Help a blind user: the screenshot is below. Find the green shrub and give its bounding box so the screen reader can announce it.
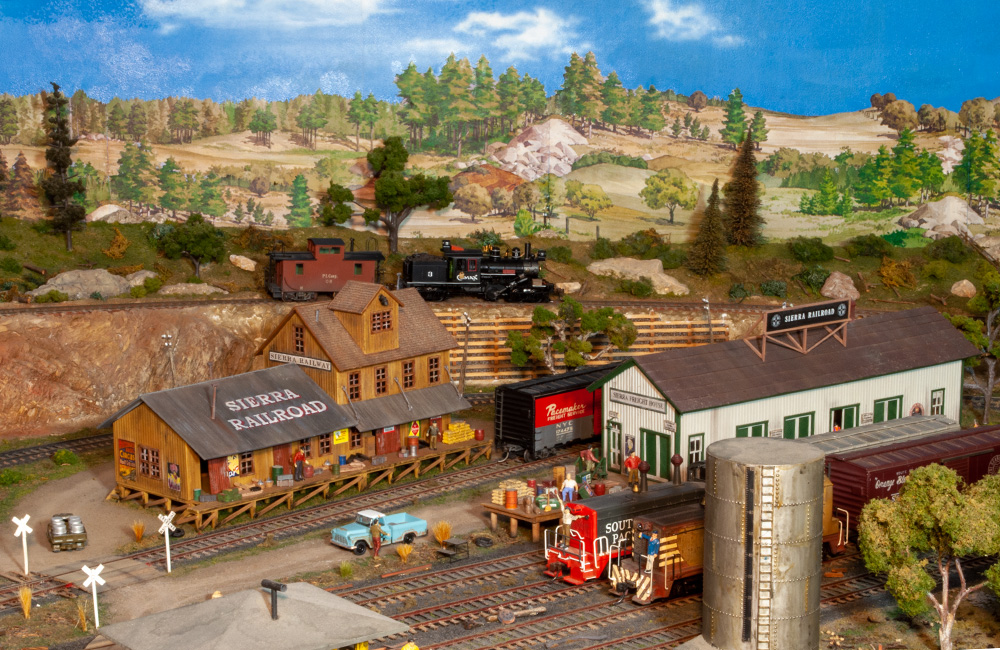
[618,229,667,259]
[546,246,574,264]
[35,290,69,303]
[657,248,686,270]
[339,561,353,578]
[922,260,953,280]
[89,291,104,300]
[130,285,148,298]
[975,259,1000,284]
[786,237,833,263]
[0,257,22,274]
[572,151,648,171]
[52,449,80,465]
[794,265,831,293]
[591,237,617,260]
[143,276,163,293]
[849,233,895,257]
[618,276,655,297]
[467,228,503,248]
[759,280,787,298]
[30,221,53,235]
[0,468,24,486]
[149,223,176,242]
[0,234,16,251]
[729,283,753,301]
[924,236,969,264]
[185,276,205,284]
[513,209,542,237]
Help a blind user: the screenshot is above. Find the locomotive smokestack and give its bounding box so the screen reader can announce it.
[442,239,451,252]
[524,242,531,258]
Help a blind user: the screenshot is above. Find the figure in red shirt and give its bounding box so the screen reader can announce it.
[624,452,640,491]
[293,447,305,481]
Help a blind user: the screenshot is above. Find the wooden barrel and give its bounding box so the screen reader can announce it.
[553,465,566,490]
[505,488,519,509]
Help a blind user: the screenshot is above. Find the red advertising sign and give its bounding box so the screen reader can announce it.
[535,388,594,428]
[117,439,136,482]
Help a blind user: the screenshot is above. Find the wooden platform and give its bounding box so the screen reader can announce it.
[108,438,493,532]
[482,502,562,543]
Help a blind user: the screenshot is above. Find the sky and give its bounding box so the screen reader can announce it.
[0,0,997,115]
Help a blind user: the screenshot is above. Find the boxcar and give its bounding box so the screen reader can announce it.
[266,238,384,301]
[825,424,1000,530]
[494,363,619,460]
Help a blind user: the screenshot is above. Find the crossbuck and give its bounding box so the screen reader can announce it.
[82,564,106,628]
[12,514,32,576]
[158,511,177,573]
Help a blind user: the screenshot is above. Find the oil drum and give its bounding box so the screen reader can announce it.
[553,465,565,489]
[505,488,518,509]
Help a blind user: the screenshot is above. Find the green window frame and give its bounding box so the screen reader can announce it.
[687,434,705,465]
[354,263,363,276]
[874,396,903,423]
[930,389,944,416]
[829,404,859,431]
[736,421,768,438]
[295,263,304,275]
[783,412,814,439]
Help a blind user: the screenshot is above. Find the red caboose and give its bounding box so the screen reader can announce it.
[267,238,384,301]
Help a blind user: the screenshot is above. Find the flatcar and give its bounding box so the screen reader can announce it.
[400,240,554,302]
[267,238,384,301]
[494,363,618,461]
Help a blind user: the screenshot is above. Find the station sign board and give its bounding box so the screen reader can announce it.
[765,300,851,333]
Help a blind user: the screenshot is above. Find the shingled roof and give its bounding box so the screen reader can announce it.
[293,286,457,372]
[621,307,978,414]
[329,281,402,314]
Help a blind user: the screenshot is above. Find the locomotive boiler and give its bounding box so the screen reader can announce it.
[400,240,554,302]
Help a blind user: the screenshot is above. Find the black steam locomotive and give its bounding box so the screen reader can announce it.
[399,240,555,302]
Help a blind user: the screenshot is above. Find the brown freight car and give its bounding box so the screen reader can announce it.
[825,425,1000,531]
[266,238,384,301]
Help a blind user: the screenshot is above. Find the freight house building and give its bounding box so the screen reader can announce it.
[591,306,978,482]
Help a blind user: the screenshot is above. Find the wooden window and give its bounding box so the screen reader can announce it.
[735,421,767,438]
[349,372,360,400]
[354,263,363,276]
[318,433,331,455]
[930,389,944,415]
[295,263,304,275]
[403,360,414,389]
[874,396,902,423]
[688,434,705,465]
[371,310,392,333]
[830,405,859,431]
[240,452,254,475]
[375,366,387,395]
[139,446,161,479]
[350,429,362,449]
[300,438,312,458]
[293,325,304,353]
[782,412,814,439]
[318,246,340,254]
[428,356,440,384]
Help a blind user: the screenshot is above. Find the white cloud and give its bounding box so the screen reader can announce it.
[401,37,468,56]
[455,8,586,60]
[320,71,351,96]
[140,0,386,29]
[645,0,743,45]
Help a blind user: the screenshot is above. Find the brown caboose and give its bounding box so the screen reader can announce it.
[267,238,384,301]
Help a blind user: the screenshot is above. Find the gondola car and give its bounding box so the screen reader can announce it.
[267,238,384,301]
[400,240,554,302]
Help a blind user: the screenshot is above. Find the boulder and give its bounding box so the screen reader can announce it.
[489,118,587,180]
[951,279,977,298]
[229,255,257,272]
[899,196,984,239]
[87,204,168,225]
[820,271,860,301]
[555,282,582,294]
[158,283,228,296]
[898,217,919,229]
[28,269,131,301]
[587,257,690,296]
[125,270,160,288]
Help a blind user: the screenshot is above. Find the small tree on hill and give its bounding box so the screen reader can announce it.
[286,174,313,228]
[157,213,226,278]
[748,111,768,149]
[640,169,697,224]
[688,90,707,112]
[859,465,1000,650]
[723,135,764,247]
[718,88,747,148]
[505,297,637,373]
[453,183,491,223]
[686,179,726,276]
[947,274,1000,424]
[42,83,86,251]
[573,184,612,220]
[317,182,355,226]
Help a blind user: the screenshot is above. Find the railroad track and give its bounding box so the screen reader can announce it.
[0,574,77,617]
[127,446,572,569]
[0,296,272,317]
[0,433,113,470]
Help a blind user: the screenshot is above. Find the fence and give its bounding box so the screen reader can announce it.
[436,311,730,385]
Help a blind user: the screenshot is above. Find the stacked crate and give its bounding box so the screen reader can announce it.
[443,420,473,444]
[490,479,534,505]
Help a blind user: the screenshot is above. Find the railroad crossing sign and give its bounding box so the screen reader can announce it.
[12,514,32,576]
[158,511,177,573]
[82,564,105,628]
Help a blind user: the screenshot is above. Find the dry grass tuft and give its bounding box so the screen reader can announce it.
[339,561,353,579]
[432,520,452,546]
[132,520,145,543]
[76,598,88,631]
[397,543,413,563]
[19,586,31,619]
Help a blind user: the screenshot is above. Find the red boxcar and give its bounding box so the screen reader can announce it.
[825,425,1000,530]
[267,238,384,301]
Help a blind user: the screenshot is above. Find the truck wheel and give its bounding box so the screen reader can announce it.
[403,532,416,544]
[352,541,368,556]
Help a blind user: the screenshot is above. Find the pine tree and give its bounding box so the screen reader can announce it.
[346,92,365,151]
[286,173,313,227]
[670,116,683,138]
[686,179,727,276]
[158,157,184,219]
[638,86,665,137]
[812,170,839,215]
[473,55,499,152]
[437,55,476,158]
[856,146,895,208]
[106,102,127,140]
[916,149,945,203]
[42,83,86,251]
[127,103,147,141]
[362,93,379,150]
[5,151,34,213]
[0,150,7,193]
[519,75,546,126]
[396,62,428,149]
[719,88,747,148]
[496,66,521,135]
[0,98,18,144]
[890,128,920,205]
[723,134,764,247]
[748,111,768,150]
[577,52,605,137]
[600,71,627,133]
[198,172,227,218]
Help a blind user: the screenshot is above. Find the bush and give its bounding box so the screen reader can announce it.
[618,276,655,297]
[149,223,176,242]
[591,237,617,260]
[879,257,917,289]
[848,233,895,257]
[513,209,541,237]
[34,290,69,303]
[89,291,104,300]
[572,150,648,171]
[922,260,953,280]
[0,468,24,486]
[52,449,80,465]
[618,229,667,259]
[130,285,147,298]
[30,221,53,235]
[0,234,16,251]
[657,248,686,270]
[794,265,831,293]
[759,280,787,298]
[546,246,574,264]
[729,283,753,301]
[185,276,205,284]
[467,228,503,248]
[143,276,163,293]
[924,236,969,264]
[0,257,22,274]
[786,237,833,263]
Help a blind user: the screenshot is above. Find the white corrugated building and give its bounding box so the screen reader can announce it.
[589,307,978,481]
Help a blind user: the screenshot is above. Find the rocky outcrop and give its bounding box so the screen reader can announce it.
[87,204,168,224]
[0,303,289,438]
[158,283,228,296]
[587,258,690,296]
[476,119,587,181]
[820,271,860,301]
[27,269,131,301]
[126,270,160,288]
[951,279,977,298]
[897,196,984,241]
[936,136,964,175]
[555,282,582,294]
[229,255,257,272]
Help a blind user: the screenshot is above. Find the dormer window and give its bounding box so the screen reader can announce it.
[371,309,392,333]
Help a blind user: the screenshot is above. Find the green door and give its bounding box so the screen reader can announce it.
[874,397,902,423]
[830,405,858,430]
[783,413,813,439]
[642,429,672,480]
[736,422,767,438]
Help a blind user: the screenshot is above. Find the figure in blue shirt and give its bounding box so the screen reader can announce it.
[640,530,660,573]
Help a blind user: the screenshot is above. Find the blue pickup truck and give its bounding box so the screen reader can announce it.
[331,509,428,555]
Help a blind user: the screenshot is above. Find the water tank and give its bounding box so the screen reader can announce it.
[702,438,824,650]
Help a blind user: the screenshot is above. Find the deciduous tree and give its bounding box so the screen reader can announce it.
[573,184,612,219]
[453,183,491,223]
[157,213,226,278]
[640,169,696,224]
[317,182,355,226]
[948,272,1000,423]
[687,90,707,112]
[880,100,919,134]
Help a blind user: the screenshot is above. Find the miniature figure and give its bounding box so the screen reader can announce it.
[624,452,640,492]
[560,474,578,502]
[292,447,305,482]
[640,529,659,573]
[369,519,383,557]
[331,509,427,556]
